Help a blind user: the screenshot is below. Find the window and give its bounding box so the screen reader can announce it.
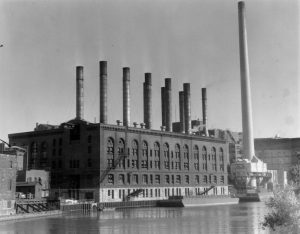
[176,175,181,184]
[52,161,56,169]
[141,160,148,169]
[119,174,125,184]
[195,175,200,184]
[132,140,138,156]
[150,174,153,184]
[133,174,138,184]
[59,138,63,146]
[165,175,170,184]
[58,148,62,156]
[220,176,225,184]
[155,175,160,184]
[10,161,13,168]
[183,145,189,159]
[175,144,180,159]
[185,175,189,184]
[142,174,148,184]
[202,146,207,161]
[214,175,217,184]
[107,174,114,184]
[107,138,114,154]
[53,139,56,147]
[142,141,148,157]
[88,135,92,144]
[88,146,92,154]
[203,175,208,184]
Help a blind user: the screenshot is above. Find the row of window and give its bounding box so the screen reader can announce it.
[107,186,227,199]
[107,137,224,160]
[107,174,225,185]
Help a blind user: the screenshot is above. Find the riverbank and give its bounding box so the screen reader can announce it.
[0,210,62,222]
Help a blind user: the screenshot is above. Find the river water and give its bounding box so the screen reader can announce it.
[0,202,271,234]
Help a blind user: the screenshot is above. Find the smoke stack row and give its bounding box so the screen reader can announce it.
[79,61,208,136]
[161,78,172,132]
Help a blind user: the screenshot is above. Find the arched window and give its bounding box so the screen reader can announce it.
[202,146,207,171]
[175,144,180,159]
[142,141,148,157]
[163,143,170,169]
[211,147,217,171]
[183,145,189,170]
[174,144,181,170]
[118,138,125,154]
[132,140,138,156]
[193,145,199,171]
[154,142,160,169]
[141,141,148,169]
[183,145,189,159]
[131,140,138,169]
[219,147,224,171]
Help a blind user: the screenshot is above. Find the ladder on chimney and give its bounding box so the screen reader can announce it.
[99,126,128,184]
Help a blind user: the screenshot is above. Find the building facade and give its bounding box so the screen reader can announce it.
[0,153,17,216]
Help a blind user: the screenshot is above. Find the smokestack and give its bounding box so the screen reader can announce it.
[100,61,107,124]
[202,88,208,136]
[161,87,166,127]
[144,73,152,129]
[179,91,185,133]
[123,67,130,127]
[76,66,84,120]
[238,1,255,160]
[165,78,172,132]
[183,83,191,134]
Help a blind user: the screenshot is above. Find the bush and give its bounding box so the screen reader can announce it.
[262,186,300,233]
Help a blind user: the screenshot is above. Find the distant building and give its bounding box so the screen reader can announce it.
[208,129,243,163]
[0,153,17,216]
[16,169,50,199]
[254,137,299,185]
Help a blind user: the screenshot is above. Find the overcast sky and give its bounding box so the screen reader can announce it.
[0,0,299,141]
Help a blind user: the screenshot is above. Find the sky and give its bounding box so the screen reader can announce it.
[0,0,299,142]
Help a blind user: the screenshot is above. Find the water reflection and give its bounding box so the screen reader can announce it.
[0,203,269,234]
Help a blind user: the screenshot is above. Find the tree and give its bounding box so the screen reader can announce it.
[288,164,300,185]
[262,186,300,233]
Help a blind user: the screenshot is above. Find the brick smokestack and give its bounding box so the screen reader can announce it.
[202,88,208,136]
[143,73,152,129]
[183,83,191,134]
[123,67,130,127]
[161,87,166,127]
[238,1,255,160]
[76,66,84,120]
[179,91,185,133]
[165,78,172,132]
[100,61,107,124]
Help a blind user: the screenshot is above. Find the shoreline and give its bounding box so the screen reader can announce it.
[0,210,62,222]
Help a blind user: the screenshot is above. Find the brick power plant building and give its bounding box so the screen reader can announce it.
[9,62,230,203]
